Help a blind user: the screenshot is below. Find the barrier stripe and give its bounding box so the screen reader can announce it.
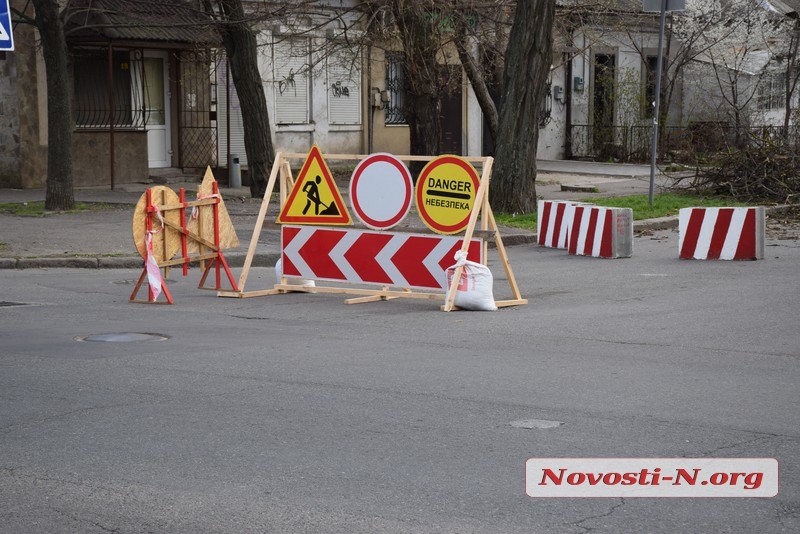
[707,208,734,259]
[735,208,757,259]
[584,207,599,256]
[538,201,553,246]
[600,209,613,258]
[679,207,763,260]
[679,209,706,259]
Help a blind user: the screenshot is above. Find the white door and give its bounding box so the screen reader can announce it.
[143,52,171,168]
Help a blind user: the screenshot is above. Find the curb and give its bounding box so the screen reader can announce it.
[0,252,285,270]
[0,237,541,270]
[6,208,797,269]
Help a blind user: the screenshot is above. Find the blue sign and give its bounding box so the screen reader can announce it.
[1,0,14,52]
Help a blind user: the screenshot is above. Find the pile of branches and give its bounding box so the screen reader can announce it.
[669,135,800,204]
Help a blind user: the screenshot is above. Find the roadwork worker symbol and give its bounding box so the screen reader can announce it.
[277,145,351,225]
[303,176,340,216]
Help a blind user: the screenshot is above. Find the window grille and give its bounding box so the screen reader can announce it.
[758,72,786,111]
[384,51,407,125]
[73,48,146,129]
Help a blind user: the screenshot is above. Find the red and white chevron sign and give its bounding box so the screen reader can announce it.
[280,225,484,290]
[568,206,633,258]
[679,207,765,260]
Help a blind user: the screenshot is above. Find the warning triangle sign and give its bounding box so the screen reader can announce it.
[277,145,352,225]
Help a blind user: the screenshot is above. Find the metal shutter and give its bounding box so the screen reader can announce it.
[327,51,362,125]
[273,38,310,125]
[216,54,248,166]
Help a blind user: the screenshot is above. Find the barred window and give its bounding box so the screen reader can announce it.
[758,72,786,111]
[73,49,145,129]
[384,51,407,125]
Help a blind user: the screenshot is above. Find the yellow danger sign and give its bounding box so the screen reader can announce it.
[277,145,351,225]
[415,155,480,234]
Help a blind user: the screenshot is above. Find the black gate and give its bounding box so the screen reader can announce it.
[177,49,219,169]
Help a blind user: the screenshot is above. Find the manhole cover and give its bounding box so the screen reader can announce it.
[75,333,170,343]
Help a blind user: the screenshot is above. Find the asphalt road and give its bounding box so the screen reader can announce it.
[1,231,798,533]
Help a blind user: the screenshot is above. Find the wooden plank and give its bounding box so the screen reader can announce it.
[444,157,492,312]
[235,153,282,292]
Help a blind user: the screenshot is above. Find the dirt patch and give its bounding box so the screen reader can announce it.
[766,206,800,240]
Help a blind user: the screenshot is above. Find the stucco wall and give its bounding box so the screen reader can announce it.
[0,50,21,187]
[0,1,45,189]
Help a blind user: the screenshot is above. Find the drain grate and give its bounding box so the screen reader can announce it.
[75,332,170,343]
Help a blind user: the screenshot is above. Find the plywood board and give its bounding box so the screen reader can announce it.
[187,167,240,252]
[132,186,182,262]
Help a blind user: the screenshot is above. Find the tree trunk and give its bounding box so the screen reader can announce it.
[492,1,555,214]
[215,0,275,198]
[392,2,443,174]
[453,17,498,146]
[33,0,74,211]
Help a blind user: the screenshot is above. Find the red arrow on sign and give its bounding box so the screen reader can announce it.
[391,236,439,288]
[343,232,394,284]
[280,226,483,290]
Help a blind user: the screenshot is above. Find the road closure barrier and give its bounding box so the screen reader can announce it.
[218,146,527,311]
[679,207,765,260]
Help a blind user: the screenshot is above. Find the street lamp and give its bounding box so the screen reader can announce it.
[643,0,685,205]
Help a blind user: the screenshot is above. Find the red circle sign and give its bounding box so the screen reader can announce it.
[349,153,413,230]
[415,155,481,234]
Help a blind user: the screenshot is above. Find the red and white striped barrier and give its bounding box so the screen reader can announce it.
[537,200,591,249]
[679,207,765,260]
[567,206,633,258]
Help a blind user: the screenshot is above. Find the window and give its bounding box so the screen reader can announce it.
[643,55,658,119]
[327,51,361,125]
[73,49,145,128]
[758,72,786,111]
[384,51,407,125]
[273,38,310,125]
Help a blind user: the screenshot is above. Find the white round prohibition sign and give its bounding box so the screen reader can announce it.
[349,153,413,230]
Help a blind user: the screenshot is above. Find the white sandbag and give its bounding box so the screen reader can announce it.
[445,251,497,311]
[275,257,316,289]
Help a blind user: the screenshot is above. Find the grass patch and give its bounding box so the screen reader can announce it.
[494,193,749,231]
[0,201,118,216]
[583,193,748,220]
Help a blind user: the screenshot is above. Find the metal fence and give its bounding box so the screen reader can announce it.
[570,123,800,163]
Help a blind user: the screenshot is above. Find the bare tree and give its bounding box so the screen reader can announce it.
[203,0,275,198]
[491,0,555,214]
[19,0,75,211]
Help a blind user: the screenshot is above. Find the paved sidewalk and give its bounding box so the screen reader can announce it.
[0,161,677,269]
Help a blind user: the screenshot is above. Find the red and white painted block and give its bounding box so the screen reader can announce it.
[678,207,765,260]
[567,206,633,258]
[537,200,591,249]
[281,225,483,290]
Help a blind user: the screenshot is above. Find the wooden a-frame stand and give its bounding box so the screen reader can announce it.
[217,152,527,311]
[130,184,239,304]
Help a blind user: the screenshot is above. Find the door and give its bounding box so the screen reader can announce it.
[439,66,463,155]
[593,53,616,155]
[143,52,171,168]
